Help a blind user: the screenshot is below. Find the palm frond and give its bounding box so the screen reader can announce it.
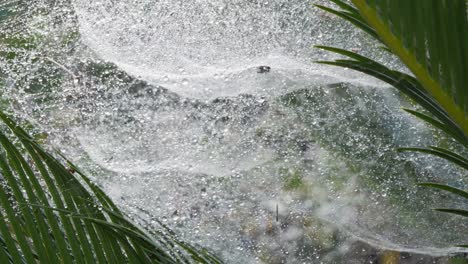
[0,111,221,263]
[314,2,380,41]
[317,0,468,243]
[434,208,468,218]
[350,0,468,135]
[397,147,468,170]
[419,183,468,200]
[402,109,467,146]
[315,45,467,147]
[317,0,468,138]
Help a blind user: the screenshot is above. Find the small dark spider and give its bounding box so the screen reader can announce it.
[257,65,271,73]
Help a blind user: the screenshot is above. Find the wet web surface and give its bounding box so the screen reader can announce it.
[1,0,467,263]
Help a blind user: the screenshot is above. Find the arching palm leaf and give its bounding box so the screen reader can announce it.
[316,0,468,249]
[0,111,222,263]
[316,0,468,140]
[352,0,468,135]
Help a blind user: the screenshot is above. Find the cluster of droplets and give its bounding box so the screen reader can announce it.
[71,0,393,99]
[2,0,467,263]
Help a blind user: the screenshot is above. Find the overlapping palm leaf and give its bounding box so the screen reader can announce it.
[316,0,468,246]
[0,110,223,263]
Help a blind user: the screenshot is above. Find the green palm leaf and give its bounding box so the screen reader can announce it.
[350,0,468,135]
[317,0,468,248]
[398,147,468,170]
[315,45,467,146]
[317,0,468,138]
[418,183,468,200]
[0,111,222,263]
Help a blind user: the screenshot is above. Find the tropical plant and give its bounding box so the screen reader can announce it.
[0,111,226,264]
[316,0,467,247]
[0,112,223,264]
